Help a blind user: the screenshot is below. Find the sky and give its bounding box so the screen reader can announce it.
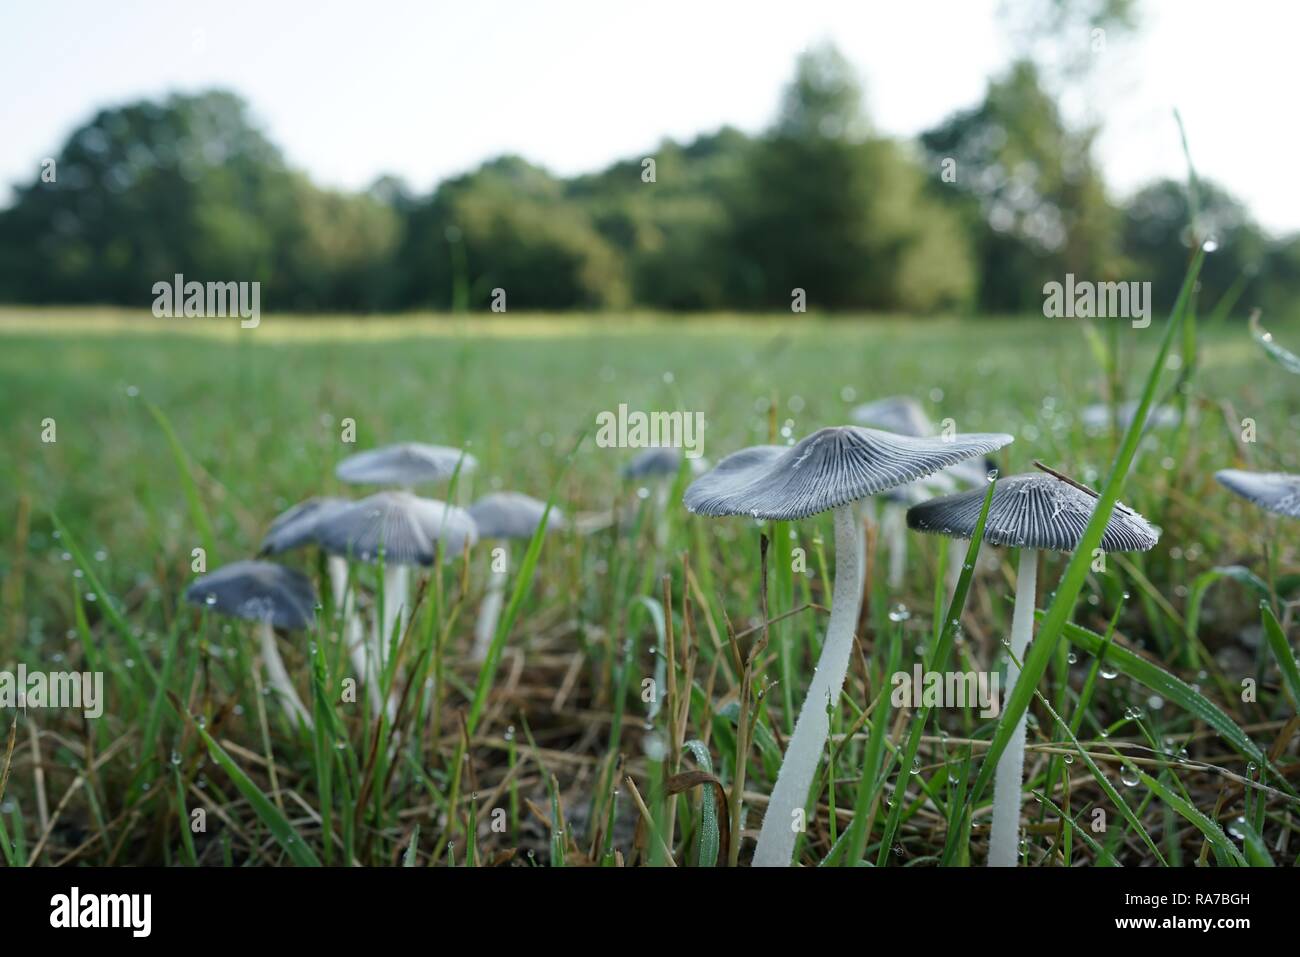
[2,0,1295,233]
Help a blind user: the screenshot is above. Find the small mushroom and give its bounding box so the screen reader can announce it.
[335,441,478,490]
[685,424,1013,866]
[184,561,317,729]
[906,470,1158,867]
[259,497,369,704]
[318,491,478,682]
[623,448,705,547]
[466,492,564,662]
[1215,469,1300,519]
[850,395,933,438]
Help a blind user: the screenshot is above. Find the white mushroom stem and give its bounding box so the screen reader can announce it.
[257,620,311,730]
[753,505,864,867]
[653,482,670,548]
[472,565,508,663]
[328,555,368,681]
[882,501,908,590]
[988,547,1038,867]
[329,556,383,717]
[378,563,410,668]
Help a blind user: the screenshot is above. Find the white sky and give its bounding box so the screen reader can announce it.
[2,0,1295,233]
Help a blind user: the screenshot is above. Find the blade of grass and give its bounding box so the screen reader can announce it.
[969,248,1206,809]
[190,717,321,866]
[145,400,216,561]
[1261,603,1300,712]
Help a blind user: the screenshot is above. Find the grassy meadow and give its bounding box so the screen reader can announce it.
[0,304,1297,867]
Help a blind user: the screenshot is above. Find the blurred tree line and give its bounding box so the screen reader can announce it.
[2,43,1297,318]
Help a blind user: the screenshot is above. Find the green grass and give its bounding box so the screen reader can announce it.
[0,305,1297,866]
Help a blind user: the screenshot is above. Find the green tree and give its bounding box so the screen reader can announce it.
[922,60,1121,311]
[732,45,974,312]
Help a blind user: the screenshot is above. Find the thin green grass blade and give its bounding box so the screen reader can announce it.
[877,475,997,865]
[683,739,719,867]
[1033,791,1120,866]
[1261,603,1300,712]
[1132,767,1246,866]
[403,824,421,866]
[1250,312,1300,374]
[50,512,159,685]
[194,723,321,866]
[969,249,1206,807]
[1033,684,1167,864]
[1228,815,1274,866]
[1059,618,1289,795]
[145,400,216,561]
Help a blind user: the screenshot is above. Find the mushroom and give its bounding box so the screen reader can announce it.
[258,497,369,699]
[1215,469,1300,519]
[906,469,1158,866]
[623,447,703,547]
[334,442,478,672]
[317,490,478,682]
[466,492,564,662]
[184,560,317,729]
[851,395,994,590]
[335,441,478,493]
[849,395,933,438]
[684,424,1013,866]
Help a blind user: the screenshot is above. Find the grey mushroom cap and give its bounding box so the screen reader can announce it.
[1080,401,1181,431]
[258,496,351,556]
[683,426,1014,521]
[468,492,564,539]
[184,560,317,630]
[315,491,479,565]
[906,472,1159,552]
[880,455,998,505]
[622,447,707,480]
[1215,469,1300,519]
[335,442,477,487]
[850,396,933,438]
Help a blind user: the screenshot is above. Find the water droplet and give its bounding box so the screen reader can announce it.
[887,604,911,623]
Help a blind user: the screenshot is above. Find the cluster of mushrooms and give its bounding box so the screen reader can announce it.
[185,443,561,727]
[183,396,1297,868]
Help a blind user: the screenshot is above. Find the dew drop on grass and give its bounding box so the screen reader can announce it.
[1100,664,1118,680]
[1119,766,1140,787]
[887,604,910,623]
